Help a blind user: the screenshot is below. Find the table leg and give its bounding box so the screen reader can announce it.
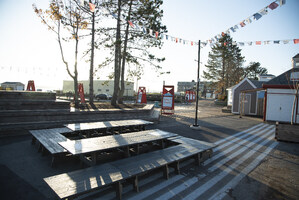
[91,152,98,166]
[31,136,36,145]
[116,181,123,200]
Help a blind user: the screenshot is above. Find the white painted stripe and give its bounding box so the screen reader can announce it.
[214,123,265,145]
[213,123,270,153]
[204,125,274,166]
[208,129,274,172]
[127,175,184,200]
[184,135,276,200]
[208,141,279,200]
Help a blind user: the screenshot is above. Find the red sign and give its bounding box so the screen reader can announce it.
[78,83,85,103]
[161,85,174,114]
[185,90,195,102]
[26,80,35,91]
[136,87,147,104]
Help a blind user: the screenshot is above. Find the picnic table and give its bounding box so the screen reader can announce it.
[65,119,153,137]
[58,129,177,166]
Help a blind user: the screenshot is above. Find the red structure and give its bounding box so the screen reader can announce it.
[185,90,195,102]
[161,85,175,114]
[78,83,85,103]
[26,80,35,91]
[136,87,147,104]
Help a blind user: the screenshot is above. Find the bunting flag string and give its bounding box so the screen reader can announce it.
[208,0,285,45]
[104,0,288,48]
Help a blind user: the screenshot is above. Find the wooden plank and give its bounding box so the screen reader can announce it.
[65,119,153,131]
[59,129,177,155]
[44,163,130,200]
[30,128,72,154]
[170,136,216,150]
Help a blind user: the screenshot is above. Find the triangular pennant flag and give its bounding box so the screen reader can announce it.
[160,34,164,39]
[280,0,286,6]
[283,40,289,44]
[202,42,207,47]
[183,40,185,45]
[179,39,182,43]
[128,21,134,28]
[142,27,146,34]
[165,35,168,40]
[240,21,246,27]
[155,31,159,39]
[226,30,230,34]
[191,41,194,46]
[230,27,236,32]
[274,40,280,44]
[175,38,178,43]
[234,25,239,30]
[246,18,252,24]
[149,29,153,36]
[238,42,245,46]
[232,42,237,45]
[247,42,253,46]
[294,39,299,44]
[253,13,262,20]
[264,41,270,45]
[89,3,95,12]
[269,2,279,10]
[260,8,268,15]
[256,41,261,45]
[80,0,85,6]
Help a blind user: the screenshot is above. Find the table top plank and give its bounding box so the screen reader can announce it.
[30,128,72,154]
[65,119,153,131]
[59,129,177,155]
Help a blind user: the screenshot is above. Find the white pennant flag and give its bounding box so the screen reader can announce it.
[283,40,289,44]
[246,18,252,24]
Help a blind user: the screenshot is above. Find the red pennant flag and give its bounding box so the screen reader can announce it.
[89,3,95,12]
[176,38,178,43]
[128,21,134,28]
[155,31,159,38]
[222,32,225,36]
[294,39,299,44]
[269,2,279,10]
[256,41,261,45]
[191,41,193,46]
[240,21,246,27]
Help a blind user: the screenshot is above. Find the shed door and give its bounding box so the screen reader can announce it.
[240,94,251,115]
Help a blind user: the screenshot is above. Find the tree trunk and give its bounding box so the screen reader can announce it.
[89,12,95,104]
[111,0,122,106]
[118,0,133,104]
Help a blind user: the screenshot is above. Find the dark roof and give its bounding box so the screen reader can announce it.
[1,82,24,85]
[293,53,299,59]
[259,74,275,77]
[264,68,299,86]
[250,80,266,88]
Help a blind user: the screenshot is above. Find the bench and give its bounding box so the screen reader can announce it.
[44,139,215,200]
[29,127,73,166]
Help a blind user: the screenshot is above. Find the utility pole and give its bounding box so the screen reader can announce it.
[191,40,201,130]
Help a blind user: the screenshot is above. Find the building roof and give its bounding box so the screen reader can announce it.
[263,68,299,89]
[1,82,24,85]
[293,53,299,59]
[259,74,275,77]
[250,80,266,88]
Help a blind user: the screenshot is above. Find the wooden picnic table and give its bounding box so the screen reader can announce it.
[58,129,177,166]
[65,119,153,136]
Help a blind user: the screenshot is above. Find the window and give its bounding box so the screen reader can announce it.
[98,89,101,92]
[106,89,109,92]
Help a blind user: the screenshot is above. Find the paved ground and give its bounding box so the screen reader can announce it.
[0,99,298,200]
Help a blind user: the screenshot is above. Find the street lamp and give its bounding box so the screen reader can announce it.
[190,40,201,130]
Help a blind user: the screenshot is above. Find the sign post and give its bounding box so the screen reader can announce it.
[161,85,175,115]
[191,40,201,130]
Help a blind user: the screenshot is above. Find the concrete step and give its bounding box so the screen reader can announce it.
[0,100,70,110]
[0,91,56,100]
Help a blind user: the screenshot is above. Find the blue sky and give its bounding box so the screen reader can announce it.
[0,0,298,92]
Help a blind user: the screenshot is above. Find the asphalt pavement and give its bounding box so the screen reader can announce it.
[0,99,298,200]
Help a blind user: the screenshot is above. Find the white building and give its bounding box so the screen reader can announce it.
[63,80,134,96]
[263,66,299,123]
[0,82,25,91]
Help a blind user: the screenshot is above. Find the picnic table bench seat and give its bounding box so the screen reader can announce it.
[44,139,214,200]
